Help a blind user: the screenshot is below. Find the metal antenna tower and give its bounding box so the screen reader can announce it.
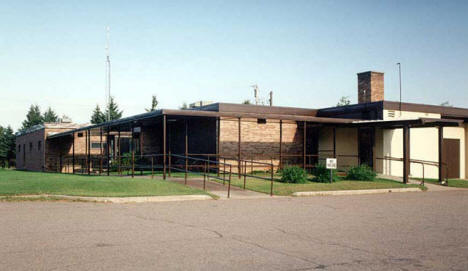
[105,26,111,122]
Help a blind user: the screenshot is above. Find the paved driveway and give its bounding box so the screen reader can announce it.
[1,191,467,270]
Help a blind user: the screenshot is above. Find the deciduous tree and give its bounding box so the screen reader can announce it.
[145,95,159,112]
[337,96,351,106]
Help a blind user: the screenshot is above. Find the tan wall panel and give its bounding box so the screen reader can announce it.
[318,127,358,170]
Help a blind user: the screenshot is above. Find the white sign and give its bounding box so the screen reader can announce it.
[326,158,337,169]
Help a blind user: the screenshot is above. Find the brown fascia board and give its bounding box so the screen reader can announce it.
[383,101,468,120]
[194,102,318,116]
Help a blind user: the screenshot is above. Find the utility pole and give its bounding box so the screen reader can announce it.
[269,91,273,106]
[105,26,111,122]
[397,63,402,115]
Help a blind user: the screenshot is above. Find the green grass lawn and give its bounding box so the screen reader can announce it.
[0,169,208,197]
[224,177,423,196]
[423,178,468,188]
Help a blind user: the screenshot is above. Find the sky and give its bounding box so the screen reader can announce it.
[1,0,467,131]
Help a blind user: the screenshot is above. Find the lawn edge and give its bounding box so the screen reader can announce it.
[292,187,422,197]
[0,194,214,203]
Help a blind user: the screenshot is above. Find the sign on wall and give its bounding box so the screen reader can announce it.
[326,158,337,169]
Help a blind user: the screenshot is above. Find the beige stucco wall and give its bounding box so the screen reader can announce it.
[318,127,358,170]
[374,128,384,173]
[383,109,441,120]
[379,110,465,179]
[466,124,468,179]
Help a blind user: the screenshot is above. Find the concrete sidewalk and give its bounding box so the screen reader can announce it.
[168,177,271,199]
[378,174,461,191]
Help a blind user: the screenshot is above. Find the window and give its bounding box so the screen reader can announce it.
[29,142,33,151]
[257,118,267,124]
[18,145,21,152]
[38,141,42,151]
[77,132,84,137]
[91,142,102,149]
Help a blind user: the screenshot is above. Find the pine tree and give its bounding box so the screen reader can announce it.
[0,126,5,161]
[4,126,15,166]
[90,105,106,124]
[0,126,14,167]
[104,96,123,121]
[145,95,159,112]
[43,107,59,123]
[20,105,43,131]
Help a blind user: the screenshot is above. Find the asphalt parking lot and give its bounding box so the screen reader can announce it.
[1,190,467,270]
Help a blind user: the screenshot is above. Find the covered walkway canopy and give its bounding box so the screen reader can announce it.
[47,108,463,184]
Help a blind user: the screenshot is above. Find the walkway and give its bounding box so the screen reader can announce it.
[378,174,461,191]
[168,177,271,199]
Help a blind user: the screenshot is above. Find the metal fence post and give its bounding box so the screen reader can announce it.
[243,160,247,190]
[151,156,154,179]
[270,163,274,196]
[223,158,226,185]
[168,151,172,177]
[185,154,188,185]
[131,150,135,178]
[228,165,232,198]
[203,161,207,190]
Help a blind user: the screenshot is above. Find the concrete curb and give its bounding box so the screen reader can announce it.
[0,194,213,203]
[292,187,422,197]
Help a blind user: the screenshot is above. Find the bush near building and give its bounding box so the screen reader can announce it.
[280,166,308,183]
[312,163,339,183]
[346,165,377,181]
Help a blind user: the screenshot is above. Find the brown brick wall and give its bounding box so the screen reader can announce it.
[16,129,46,171]
[219,117,304,171]
[358,71,384,104]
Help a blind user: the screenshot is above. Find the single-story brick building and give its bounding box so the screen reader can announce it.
[16,71,468,183]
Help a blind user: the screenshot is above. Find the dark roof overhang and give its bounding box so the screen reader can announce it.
[349,118,463,129]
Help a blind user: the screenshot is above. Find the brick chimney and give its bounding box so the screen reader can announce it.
[357,71,384,103]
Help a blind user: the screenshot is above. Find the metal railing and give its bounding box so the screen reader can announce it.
[169,154,233,198]
[375,156,449,186]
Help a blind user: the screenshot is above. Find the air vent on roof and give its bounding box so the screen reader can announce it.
[387,110,395,118]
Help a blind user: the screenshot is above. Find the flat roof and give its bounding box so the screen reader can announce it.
[46,106,462,140]
[194,102,318,116]
[318,100,468,120]
[46,108,355,139]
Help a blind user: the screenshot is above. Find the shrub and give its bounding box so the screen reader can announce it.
[311,163,339,183]
[280,166,308,183]
[346,165,376,181]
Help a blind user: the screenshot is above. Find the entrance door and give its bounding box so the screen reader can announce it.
[358,128,374,168]
[442,139,460,179]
